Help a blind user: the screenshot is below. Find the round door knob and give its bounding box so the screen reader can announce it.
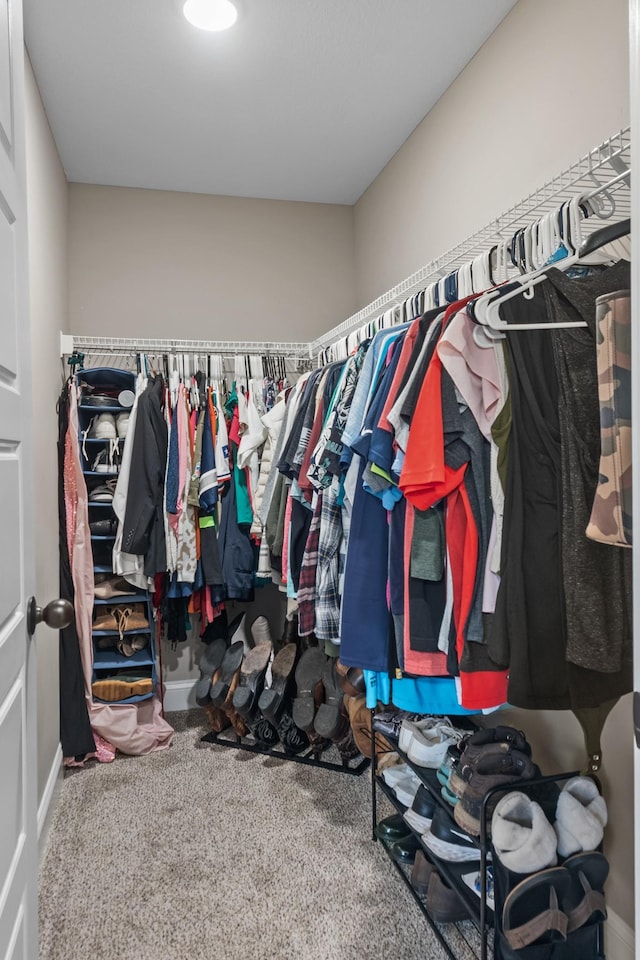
[27,597,74,636]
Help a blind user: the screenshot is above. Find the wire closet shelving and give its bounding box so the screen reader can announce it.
[66,127,631,365]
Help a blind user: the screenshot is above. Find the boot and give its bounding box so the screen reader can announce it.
[228,612,252,654]
[202,702,231,734]
[232,641,273,725]
[212,666,248,738]
[275,707,310,755]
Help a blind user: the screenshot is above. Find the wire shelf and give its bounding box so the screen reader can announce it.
[310,127,631,354]
[69,336,312,359]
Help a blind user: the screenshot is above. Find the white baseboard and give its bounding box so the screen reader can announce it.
[163,679,198,713]
[37,744,63,857]
[606,908,635,960]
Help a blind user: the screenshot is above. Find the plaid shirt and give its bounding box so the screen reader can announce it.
[297,492,323,636]
[314,482,343,641]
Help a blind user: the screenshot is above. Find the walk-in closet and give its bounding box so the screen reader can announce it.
[1,2,639,960]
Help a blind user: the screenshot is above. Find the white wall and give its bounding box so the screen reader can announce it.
[354,0,630,307]
[24,54,69,803]
[69,185,356,343]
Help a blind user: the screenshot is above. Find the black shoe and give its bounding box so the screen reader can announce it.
[375,814,411,842]
[275,709,310,755]
[258,643,297,723]
[388,834,420,865]
[232,641,273,722]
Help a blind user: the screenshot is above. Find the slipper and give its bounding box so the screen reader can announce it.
[563,852,609,932]
[502,867,570,950]
[554,776,607,858]
[196,638,228,704]
[313,658,345,739]
[232,640,273,720]
[209,641,245,707]
[258,642,297,722]
[292,646,327,732]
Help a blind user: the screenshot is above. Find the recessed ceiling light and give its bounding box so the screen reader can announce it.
[183,0,238,32]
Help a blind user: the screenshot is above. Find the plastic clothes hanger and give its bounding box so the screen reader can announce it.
[482,218,630,332]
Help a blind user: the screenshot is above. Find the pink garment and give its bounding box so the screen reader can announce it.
[281,493,293,586]
[67,385,174,756]
[436,306,502,441]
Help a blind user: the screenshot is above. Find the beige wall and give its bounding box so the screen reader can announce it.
[69,185,356,343]
[24,55,69,804]
[352,0,634,938]
[354,0,630,307]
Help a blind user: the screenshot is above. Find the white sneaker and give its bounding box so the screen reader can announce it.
[116,413,129,438]
[398,716,441,755]
[406,721,462,769]
[394,773,422,808]
[91,413,117,439]
[381,763,412,788]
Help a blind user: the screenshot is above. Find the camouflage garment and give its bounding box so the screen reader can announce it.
[587,290,632,547]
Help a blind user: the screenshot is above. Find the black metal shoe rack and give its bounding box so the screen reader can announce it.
[369,713,605,960]
[201,727,370,776]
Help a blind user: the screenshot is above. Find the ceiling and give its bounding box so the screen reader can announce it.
[23,0,517,205]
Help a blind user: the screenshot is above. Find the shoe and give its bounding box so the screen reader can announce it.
[563,851,608,933]
[82,393,117,407]
[403,785,436,834]
[437,742,464,790]
[426,870,471,923]
[232,640,273,721]
[394,771,423,808]
[274,708,310,755]
[313,658,346,740]
[210,640,245,706]
[461,866,495,912]
[90,518,118,536]
[450,726,531,798]
[335,660,365,696]
[374,710,422,745]
[375,814,411,842]
[388,834,420,865]
[553,776,607,858]
[382,763,414,789]
[116,413,129,438]
[88,480,117,502]
[492,791,558,874]
[202,702,231,734]
[92,672,153,701]
[346,694,395,760]
[502,867,570,950]
[228,612,252,654]
[454,750,539,837]
[196,638,228,705]
[398,716,442,754]
[406,720,464,769]
[258,643,297,723]
[411,850,434,897]
[422,806,482,863]
[292,646,326,732]
[91,446,120,474]
[90,413,117,439]
[94,577,137,599]
[332,723,360,762]
[441,783,459,807]
[250,615,273,648]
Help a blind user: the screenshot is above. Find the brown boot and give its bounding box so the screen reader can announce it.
[345,694,395,762]
[336,660,365,696]
[203,702,231,734]
[221,670,249,738]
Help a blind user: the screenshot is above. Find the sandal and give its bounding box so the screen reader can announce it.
[502,867,570,950]
[564,852,609,932]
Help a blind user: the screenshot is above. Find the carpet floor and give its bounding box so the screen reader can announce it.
[39,711,477,960]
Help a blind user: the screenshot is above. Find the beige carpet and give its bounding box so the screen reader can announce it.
[39,711,474,960]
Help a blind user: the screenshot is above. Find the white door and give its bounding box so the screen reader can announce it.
[0,0,38,958]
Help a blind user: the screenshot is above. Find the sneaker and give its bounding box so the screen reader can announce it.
[398,716,442,755]
[453,750,539,837]
[88,480,117,502]
[461,866,495,912]
[403,784,436,833]
[406,720,464,769]
[437,741,464,789]
[116,413,129,438]
[91,445,120,474]
[422,806,483,863]
[374,710,422,745]
[382,763,414,788]
[90,413,117,439]
[394,771,423,808]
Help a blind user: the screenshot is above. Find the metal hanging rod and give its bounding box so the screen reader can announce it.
[67,335,311,358]
[310,126,631,355]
